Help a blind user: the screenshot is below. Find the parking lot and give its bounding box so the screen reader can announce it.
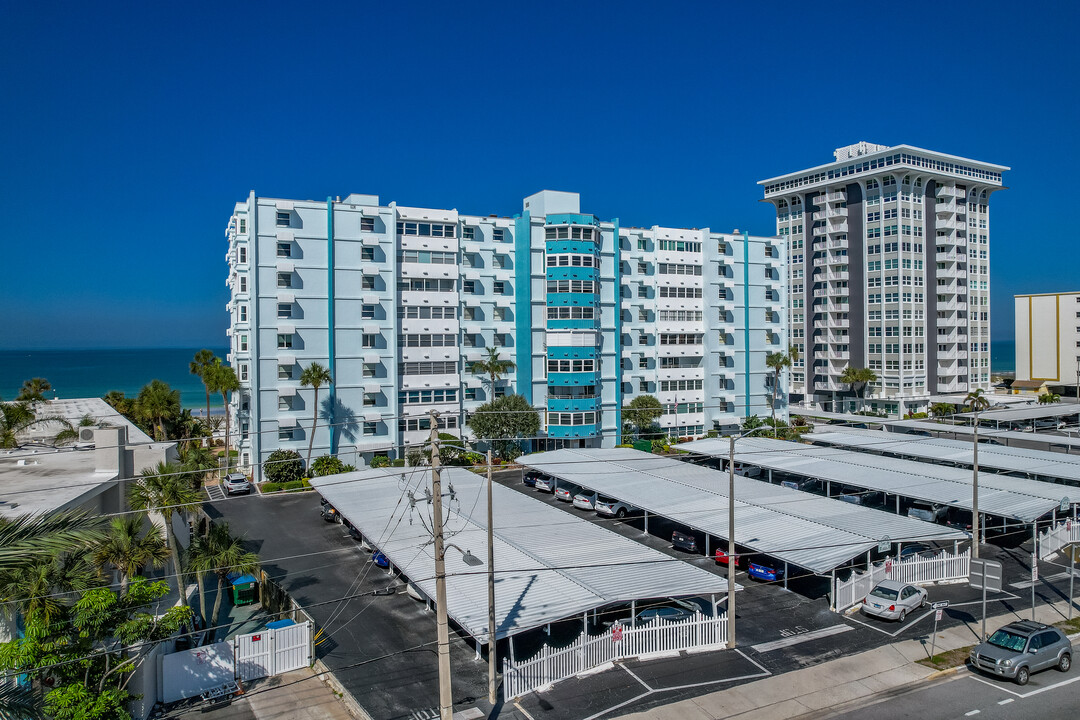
[205,469,1080,720]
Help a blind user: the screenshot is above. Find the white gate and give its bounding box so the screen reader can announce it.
[233,621,312,682]
[1038,521,1080,560]
[502,612,726,700]
[832,549,970,613]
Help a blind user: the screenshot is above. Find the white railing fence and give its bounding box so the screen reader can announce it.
[502,612,726,700]
[833,548,970,613]
[233,621,312,682]
[1038,520,1080,560]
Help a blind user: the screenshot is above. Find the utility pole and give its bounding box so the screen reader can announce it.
[972,408,980,559]
[486,447,497,705]
[727,434,737,649]
[429,413,454,720]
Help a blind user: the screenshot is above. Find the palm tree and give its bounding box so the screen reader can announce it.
[92,514,169,593]
[17,378,52,402]
[189,350,221,428]
[788,344,800,366]
[191,522,259,630]
[136,379,181,440]
[470,348,516,398]
[299,363,333,471]
[0,552,101,627]
[765,351,791,436]
[930,402,955,420]
[1038,392,1062,405]
[180,442,219,489]
[964,387,991,414]
[839,366,878,412]
[0,510,104,574]
[0,398,72,449]
[208,364,240,474]
[127,462,203,607]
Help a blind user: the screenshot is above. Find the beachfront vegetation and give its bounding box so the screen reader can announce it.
[299,362,333,470]
[0,394,75,449]
[189,348,221,424]
[16,377,53,402]
[309,455,356,477]
[1038,392,1062,404]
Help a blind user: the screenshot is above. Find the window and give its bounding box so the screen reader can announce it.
[276,242,291,258]
[363,422,377,436]
[398,279,456,292]
[492,228,505,242]
[638,309,649,322]
[361,276,375,290]
[279,428,293,441]
[238,246,247,263]
[278,396,293,411]
[399,389,458,404]
[546,306,594,320]
[239,363,248,381]
[362,334,378,348]
[277,334,293,349]
[544,226,594,241]
[401,250,456,265]
[361,305,376,319]
[658,287,703,298]
[277,272,292,288]
[639,380,649,392]
[546,254,596,268]
[363,393,377,407]
[276,211,290,227]
[548,412,597,426]
[400,361,457,375]
[239,305,247,322]
[238,218,246,234]
[462,226,475,240]
[547,359,596,373]
[494,281,507,295]
[399,334,457,347]
[278,364,292,380]
[465,388,477,401]
[639,356,648,369]
[638,332,649,345]
[638,285,648,298]
[547,280,598,294]
[638,261,648,274]
[396,221,456,238]
[361,217,375,232]
[278,303,292,319]
[659,333,703,345]
[361,247,375,262]
[362,363,377,378]
[637,238,648,251]
[238,275,247,293]
[463,306,476,321]
[463,280,476,294]
[239,334,248,351]
[659,379,704,391]
[399,305,456,319]
[658,240,701,252]
[658,263,703,276]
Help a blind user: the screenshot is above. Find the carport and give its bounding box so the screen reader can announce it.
[805,428,1080,492]
[309,467,732,658]
[518,448,965,589]
[955,403,1080,430]
[886,419,1080,453]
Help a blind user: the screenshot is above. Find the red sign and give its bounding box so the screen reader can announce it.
[885,559,893,574]
[935,609,943,622]
[612,625,623,643]
[252,635,262,642]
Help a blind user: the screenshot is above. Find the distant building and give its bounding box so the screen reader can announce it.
[1015,291,1080,396]
[760,142,1008,415]
[224,190,787,477]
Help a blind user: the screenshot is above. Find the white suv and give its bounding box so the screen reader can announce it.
[223,473,252,495]
[595,496,637,519]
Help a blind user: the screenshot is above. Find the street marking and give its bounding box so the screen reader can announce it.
[998,698,1014,705]
[621,665,653,691]
[1010,570,1077,589]
[967,672,1080,699]
[846,609,934,637]
[579,690,652,720]
[751,624,852,652]
[513,702,536,720]
[965,711,980,716]
[735,647,772,674]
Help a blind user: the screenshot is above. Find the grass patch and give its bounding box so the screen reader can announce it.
[1055,617,1080,636]
[917,645,973,671]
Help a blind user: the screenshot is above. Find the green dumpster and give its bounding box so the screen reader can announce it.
[229,573,258,606]
[633,439,652,453]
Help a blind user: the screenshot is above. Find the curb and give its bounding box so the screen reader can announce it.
[922,663,967,682]
[313,658,373,720]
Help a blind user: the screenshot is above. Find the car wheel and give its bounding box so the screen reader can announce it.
[1016,667,1030,686]
[1059,653,1071,673]
[919,594,925,609]
[899,609,907,622]
[616,508,627,519]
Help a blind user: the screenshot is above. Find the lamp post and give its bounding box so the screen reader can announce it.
[966,390,990,558]
[486,447,496,705]
[727,424,774,649]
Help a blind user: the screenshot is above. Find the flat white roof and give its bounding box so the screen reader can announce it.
[791,408,898,425]
[520,448,963,575]
[806,428,1080,488]
[310,466,731,643]
[956,404,1080,423]
[890,420,1080,450]
[682,437,1063,524]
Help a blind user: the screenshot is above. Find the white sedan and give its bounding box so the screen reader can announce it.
[862,580,927,622]
[572,491,597,511]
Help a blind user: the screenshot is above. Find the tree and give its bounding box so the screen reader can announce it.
[103,390,137,420]
[0,578,191,720]
[788,344,800,367]
[0,553,101,629]
[470,348,515,396]
[264,449,304,484]
[765,351,791,436]
[839,366,878,412]
[207,364,240,473]
[467,394,540,461]
[930,402,955,420]
[741,414,764,431]
[17,378,52,403]
[136,380,181,441]
[0,398,73,449]
[964,387,991,414]
[190,522,259,630]
[92,514,169,594]
[1038,392,1062,405]
[299,362,333,471]
[623,395,663,439]
[309,455,355,477]
[179,442,219,489]
[421,433,469,466]
[0,511,104,575]
[189,349,221,427]
[127,463,202,607]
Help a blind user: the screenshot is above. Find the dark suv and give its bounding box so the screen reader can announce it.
[969,620,1072,685]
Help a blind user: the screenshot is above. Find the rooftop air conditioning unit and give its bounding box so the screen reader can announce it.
[74,426,97,449]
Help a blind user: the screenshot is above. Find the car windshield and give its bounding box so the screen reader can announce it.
[869,586,899,600]
[987,630,1028,652]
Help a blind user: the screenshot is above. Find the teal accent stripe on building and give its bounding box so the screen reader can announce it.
[327,198,337,454]
[742,231,751,419]
[514,213,532,402]
[612,219,622,443]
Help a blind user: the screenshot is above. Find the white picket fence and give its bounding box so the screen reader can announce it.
[833,548,970,612]
[234,621,312,682]
[502,613,726,700]
[1038,520,1080,560]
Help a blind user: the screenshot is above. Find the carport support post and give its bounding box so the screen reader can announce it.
[783,562,788,590]
[428,418,454,720]
[972,411,981,559]
[644,510,649,535]
[1070,546,1075,622]
[486,447,497,705]
[1032,523,1038,621]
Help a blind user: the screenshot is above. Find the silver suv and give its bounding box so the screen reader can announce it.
[970,621,1072,685]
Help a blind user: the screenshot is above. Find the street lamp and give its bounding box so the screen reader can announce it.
[726,424,776,649]
[967,391,990,558]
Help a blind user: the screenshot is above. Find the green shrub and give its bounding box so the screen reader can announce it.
[390,459,405,467]
[705,430,718,438]
[301,478,312,488]
[282,480,304,492]
[310,455,348,477]
[265,449,304,484]
[370,455,391,469]
[261,482,282,493]
[616,443,634,448]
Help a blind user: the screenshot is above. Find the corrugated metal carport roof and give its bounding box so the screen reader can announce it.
[310,466,730,644]
[956,405,1080,423]
[890,420,1080,452]
[519,448,963,576]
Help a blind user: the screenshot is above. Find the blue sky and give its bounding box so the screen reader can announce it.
[2,1,1076,348]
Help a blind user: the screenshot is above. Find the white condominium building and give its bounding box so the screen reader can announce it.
[760,142,1008,415]
[224,190,785,478]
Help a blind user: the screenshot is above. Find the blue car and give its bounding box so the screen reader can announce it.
[747,561,785,582]
[373,551,389,568]
[523,471,540,488]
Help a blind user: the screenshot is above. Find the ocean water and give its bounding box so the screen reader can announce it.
[991,340,1015,374]
[0,348,230,410]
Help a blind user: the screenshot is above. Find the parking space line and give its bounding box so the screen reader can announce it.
[513,701,537,720]
[967,674,1025,698]
[843,609,934,637]
[1016,673,1080,698]
[998,698,1014,705]
[578,690,652,720]
[735,647,771,675]
[621,665,653,691]
[751,624,853,652]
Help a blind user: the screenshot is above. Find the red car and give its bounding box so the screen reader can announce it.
[715,548,740,567]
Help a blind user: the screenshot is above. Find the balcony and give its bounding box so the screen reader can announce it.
[813,288,830,298]
[828,350,850,360]
[829,237,849,249]
[936,251,960,262]
[818,191,845,204]
[812,239,827,252]
[813,206,849,222]
[826,315,849,329]
[935,200,959,216]
[938,186,967,200]
[814,380,839,392]
[937,218,960,231]
[813,256,829,267]
[828,270,849,281]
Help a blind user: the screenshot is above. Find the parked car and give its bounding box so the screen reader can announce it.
[595,496,637,518]
[635,606,696,624]
[372,551,390,568]
[907,502,948,523]
[969,621,1073,685]
[781,478,818,492]
[534,476,556,493]
[671,530,699,553]
[714,548,740,567]
[898,543,938,561]
[554,483,582,502]
[837,491,885,507]
[572,491,598,511]
[320,498,340,523]
[223,472,252,495]
[747,561,785,582]
[523,471,541,488]
[343,519,362,541]
[861,580,927,621]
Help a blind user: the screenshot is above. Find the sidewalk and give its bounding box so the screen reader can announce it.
[615,597,1080,720]
[164,668,356,720]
